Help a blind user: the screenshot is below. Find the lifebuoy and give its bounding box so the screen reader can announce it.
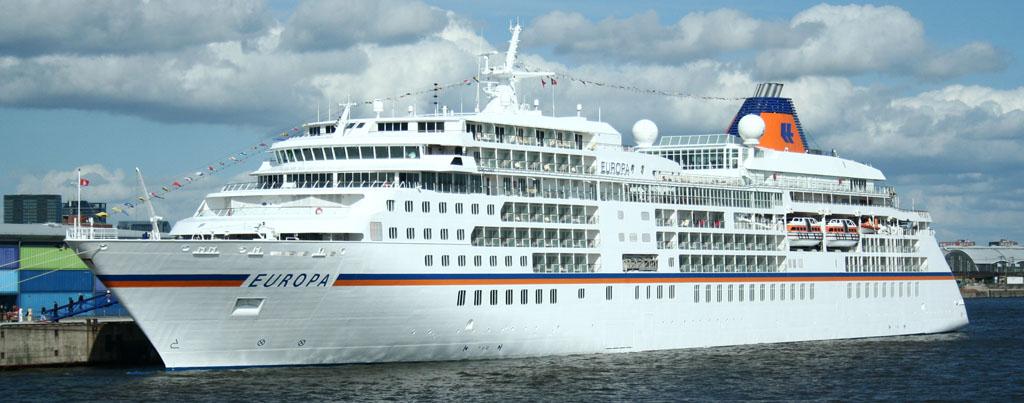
[315,207,324,215]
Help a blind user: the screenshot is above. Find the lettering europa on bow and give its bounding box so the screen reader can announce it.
[246,273,332,288]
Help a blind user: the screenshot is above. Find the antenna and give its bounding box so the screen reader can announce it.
[433,82,440,114]
[372,99,384,118]
[135,167,162,240]
[317,101,320,122]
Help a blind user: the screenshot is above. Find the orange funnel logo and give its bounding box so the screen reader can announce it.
[758,112,805,153]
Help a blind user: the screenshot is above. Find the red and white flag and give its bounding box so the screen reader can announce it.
[79,178,90,187]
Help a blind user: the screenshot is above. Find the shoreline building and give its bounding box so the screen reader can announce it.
[3,195,62,224]
[943,239,1024,282]
[1,223,151,317]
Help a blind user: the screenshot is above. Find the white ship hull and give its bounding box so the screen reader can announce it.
[72,239,967,370]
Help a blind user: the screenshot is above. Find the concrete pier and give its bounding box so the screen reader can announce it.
[0,319,161,368]
[961,286,1024,299]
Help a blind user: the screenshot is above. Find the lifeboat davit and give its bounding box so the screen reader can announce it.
[786,217,822,248]
[826,218,860,248]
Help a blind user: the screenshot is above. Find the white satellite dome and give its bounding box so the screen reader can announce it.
[737,114,765,145]
[632,119,659,147]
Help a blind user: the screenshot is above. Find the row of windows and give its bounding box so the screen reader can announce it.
[646,148,741,170]
[455,285,679,307]
[694,283,815,303]
[389,227,465,241]
[845,256,926,272]
[388,200,495,215]
[453,281,921,308]
[377,122,409,131]
[276,145,421,164]
[658,232,784,252]
[306,124,341,135]
[457,289,558,306]
[847,281,920,298]
[426,254,527,268]
[602,183,782,209]
[861,238,918,253]
[678,254,785,273]
[375,121,447,133]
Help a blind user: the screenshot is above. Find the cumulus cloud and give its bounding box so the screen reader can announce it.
[0,0,269,57]
[278,0,447,52]
[525,5,1004,80]
[524,9,809,64]
[14,164,254,222]
[17,164,134,202]
[0,41,369,125]
[755,4,1006,79]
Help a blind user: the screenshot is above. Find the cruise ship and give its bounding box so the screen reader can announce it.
[67,25,968,370]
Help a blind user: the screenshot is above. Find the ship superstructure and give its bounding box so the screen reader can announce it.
[67,25,967,370]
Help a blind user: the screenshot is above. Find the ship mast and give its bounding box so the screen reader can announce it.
[479,23,553,114]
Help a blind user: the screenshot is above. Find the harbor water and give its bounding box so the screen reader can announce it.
[4,298,1023,401]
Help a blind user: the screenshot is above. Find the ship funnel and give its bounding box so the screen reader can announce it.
[726,82,809,153]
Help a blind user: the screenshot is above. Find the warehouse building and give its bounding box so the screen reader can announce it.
[0,223,150,318]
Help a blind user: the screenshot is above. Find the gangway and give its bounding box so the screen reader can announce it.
[41,291,122,322]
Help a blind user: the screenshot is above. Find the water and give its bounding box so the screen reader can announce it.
[5,298,1024,401]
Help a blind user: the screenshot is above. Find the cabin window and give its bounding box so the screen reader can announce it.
[378,122,408,131]
[417,121,445,132]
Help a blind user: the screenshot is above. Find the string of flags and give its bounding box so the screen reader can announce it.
[81,77,483,217]
[524,65,744,101]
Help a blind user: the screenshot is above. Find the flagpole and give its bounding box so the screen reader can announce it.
[551,76,555,116]
[76,168,81,232]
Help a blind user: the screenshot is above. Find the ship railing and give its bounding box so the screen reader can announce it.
[66,227,119,240]
[656,173,745,187]
[222,180,422,192]
[473,132,583,151]
[757,176,897,195]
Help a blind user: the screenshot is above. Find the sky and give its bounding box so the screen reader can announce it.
[0,0,1021,243]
